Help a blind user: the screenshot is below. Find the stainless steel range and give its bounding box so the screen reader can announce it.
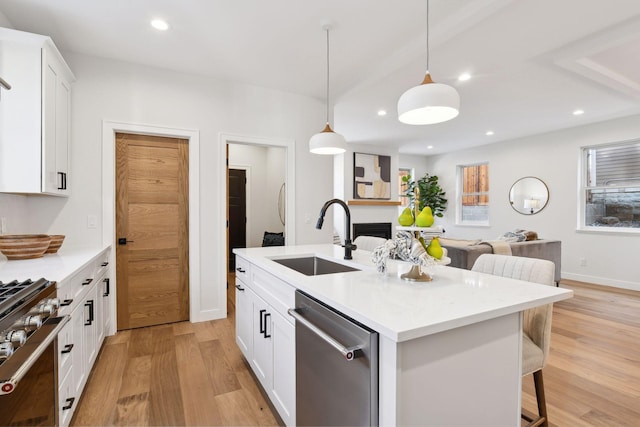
[0,278,69,426]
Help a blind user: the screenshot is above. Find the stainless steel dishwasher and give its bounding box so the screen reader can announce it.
[288,290,378,426]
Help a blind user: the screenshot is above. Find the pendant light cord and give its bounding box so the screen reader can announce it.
[426,0,430,72]
[325,27,330,125]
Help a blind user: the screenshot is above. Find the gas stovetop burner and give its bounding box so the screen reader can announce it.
[0,279,52,320]
[0,278,57,369]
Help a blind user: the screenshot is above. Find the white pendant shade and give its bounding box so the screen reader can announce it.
[398,72,460,125]
[309,25,346,155]
[309,123,346,155]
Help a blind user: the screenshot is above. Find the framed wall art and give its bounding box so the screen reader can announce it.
[353,152,391,200]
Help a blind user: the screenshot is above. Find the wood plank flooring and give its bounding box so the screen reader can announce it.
[522,280,640,427]
[72,279,640,426]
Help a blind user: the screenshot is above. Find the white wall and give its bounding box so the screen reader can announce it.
[426,114,640,291]
[266,146,287,233]
[0,11,11,28]
[0,194,30,234]
[229,144,285,248]
[24,52,334,321]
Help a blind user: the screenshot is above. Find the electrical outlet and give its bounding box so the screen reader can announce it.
[87,215,98,229]
[579,257,587,267]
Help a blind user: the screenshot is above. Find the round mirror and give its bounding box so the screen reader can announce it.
[509,177,549,215]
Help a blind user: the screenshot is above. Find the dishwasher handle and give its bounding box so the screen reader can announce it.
[288,308,362,361]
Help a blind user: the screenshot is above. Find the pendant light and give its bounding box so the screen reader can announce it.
[397,0,460,125]
[309,24,346,155]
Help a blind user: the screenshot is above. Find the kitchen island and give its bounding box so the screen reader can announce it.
[234,244,572,426]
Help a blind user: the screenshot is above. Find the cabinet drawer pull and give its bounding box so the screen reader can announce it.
[103,278,110,297]
[57,172,67,190]
[82,278,93,286]
[263,313,271,338]
[84,300,94,326]
[235,284,245,292]
[62,397,75,410]
[60,299,73,307]
[61,344,74,354]
[259,309,266,334]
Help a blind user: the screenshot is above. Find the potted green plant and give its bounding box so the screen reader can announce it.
[401,173,448,217]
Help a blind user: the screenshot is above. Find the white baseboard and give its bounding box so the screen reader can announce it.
[561,272,640,292]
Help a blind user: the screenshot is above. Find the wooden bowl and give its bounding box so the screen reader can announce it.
[45,234,66,254]
[0,234,52,260]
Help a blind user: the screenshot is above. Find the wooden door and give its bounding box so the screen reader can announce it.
[116,133,189,330]
[228,168,247,271]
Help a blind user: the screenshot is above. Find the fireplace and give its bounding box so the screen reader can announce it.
[352,222,392,240]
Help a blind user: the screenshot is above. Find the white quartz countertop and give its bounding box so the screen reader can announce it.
[234,244,573,342]
[0,246,111,283]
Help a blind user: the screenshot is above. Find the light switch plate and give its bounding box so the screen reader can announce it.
[0,217,6,234]
[87,215,98,229]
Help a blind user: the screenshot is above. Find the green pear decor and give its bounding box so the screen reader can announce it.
[398,207,414,226]
[415,206,435,227]
[426,237,444,260]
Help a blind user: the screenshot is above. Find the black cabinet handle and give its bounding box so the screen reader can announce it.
[84,300,94,326]
[101,262,109,267]
[263,313,271,338]
[236,267,246,273]
[235,284,245,291]
[259,309,266,334]
[61,344,74,354]
[62,397,75,410]
[82,278,93,286]
[118,237,134,245]
[57,172,67,190]
[103,278,110,297]
[60,299,73,307]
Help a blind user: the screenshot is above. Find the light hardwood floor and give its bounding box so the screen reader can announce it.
[71,279,640,426]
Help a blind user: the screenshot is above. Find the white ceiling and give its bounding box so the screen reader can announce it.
[1,0,639,155]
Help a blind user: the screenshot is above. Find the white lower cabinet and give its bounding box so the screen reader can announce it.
[234,256,295,426]
[270,309,295,423]
[251,290,274,388]
[57,367,75,427]
[235,276,252,359]
[56,248,111,427]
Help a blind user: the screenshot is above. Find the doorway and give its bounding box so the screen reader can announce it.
[115,132,189,330]
[228,168,247,272]
[222,136,295,316]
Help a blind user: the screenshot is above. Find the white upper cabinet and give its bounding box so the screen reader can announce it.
[0,28,75,196]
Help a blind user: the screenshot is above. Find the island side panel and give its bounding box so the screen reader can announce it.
[391,312,522,426]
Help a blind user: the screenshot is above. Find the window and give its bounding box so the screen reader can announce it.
[398,167,413,207]
[582,140,640,231]
[458,163,489,225]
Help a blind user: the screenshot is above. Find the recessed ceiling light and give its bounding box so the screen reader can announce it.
[486,131,494,136]
[377,110,387,116]
[151,19,169,31]
[427,145,434,149]
[573,109,584,116]
[458,73,471,82]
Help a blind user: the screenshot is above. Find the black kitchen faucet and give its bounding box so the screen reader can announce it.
[316,199,357,260]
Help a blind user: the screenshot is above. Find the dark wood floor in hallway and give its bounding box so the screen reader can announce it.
[71,279,640,426]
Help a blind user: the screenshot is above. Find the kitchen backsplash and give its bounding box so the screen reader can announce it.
[0,194,30,234]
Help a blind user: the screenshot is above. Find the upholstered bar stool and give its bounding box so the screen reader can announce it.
[472,254,555,427]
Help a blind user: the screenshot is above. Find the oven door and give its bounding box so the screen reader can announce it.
[0,316,69,426]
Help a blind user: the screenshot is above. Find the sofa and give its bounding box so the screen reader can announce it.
[439,238,562,283]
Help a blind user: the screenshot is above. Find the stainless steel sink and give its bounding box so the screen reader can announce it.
[272,256,360,276]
